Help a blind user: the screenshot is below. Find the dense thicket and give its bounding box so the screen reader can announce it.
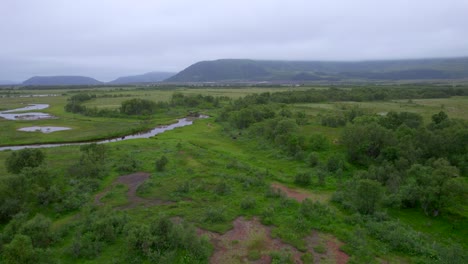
[217,87,468,218]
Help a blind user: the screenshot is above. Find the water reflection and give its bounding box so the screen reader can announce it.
[0,115,208,151]
[0,104,55,120]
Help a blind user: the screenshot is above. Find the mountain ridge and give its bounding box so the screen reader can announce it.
[23,76,103,86]
[166,57,468,82]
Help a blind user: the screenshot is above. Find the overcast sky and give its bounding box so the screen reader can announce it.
[1,0,468,82]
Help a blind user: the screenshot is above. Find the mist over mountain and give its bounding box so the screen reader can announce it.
[23,76,103,86]
[109,72,175,84]
[166,57,468,82]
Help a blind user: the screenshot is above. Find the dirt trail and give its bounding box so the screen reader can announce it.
[94,172,171,209]
[271,183,310,202]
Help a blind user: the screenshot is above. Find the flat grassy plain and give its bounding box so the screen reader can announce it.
[0,86,467,263]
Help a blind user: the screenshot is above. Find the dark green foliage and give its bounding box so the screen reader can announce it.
[400,160,464,216]
[5,149,45,174]
[320,113,347,127]
[214,181,231,196]
[326,154,344,172]
[307,152,319,167]
[203,207,226,223]
[68,144,109,179]
[176,181,190,194]
[341,123,396,165]
[300,199,334,226]
[380,111,423,129]
[334,178,383,214]
[2,235,46,264]
[295,172,312,186]
[116,153,141,173]
[240,197,256,210]
[432,111,449,125]
[120,98,157,115]
[308,134,329,151]
[69,209,128,259]
[354,179,383,215]
[270,250,294,264]
[19,214,53,248]
[155,155,169,172]
[125,216,211,262]
[171,92,219,108]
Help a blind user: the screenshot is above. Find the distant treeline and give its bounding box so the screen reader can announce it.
[64,92,221,117]
[235,86,467,106]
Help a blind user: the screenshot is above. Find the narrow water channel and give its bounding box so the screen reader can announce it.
[0,115,208,151]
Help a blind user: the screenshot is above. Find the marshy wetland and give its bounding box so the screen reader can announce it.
[0,85,467,263]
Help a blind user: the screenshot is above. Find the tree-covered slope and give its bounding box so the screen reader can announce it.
[166,57,468,82]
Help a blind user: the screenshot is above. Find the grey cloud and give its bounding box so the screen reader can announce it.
[1,0,467,81]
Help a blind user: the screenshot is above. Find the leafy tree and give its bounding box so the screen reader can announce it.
[341,123,396,165]
[308,134,329,151]
[380,111,423,130]
[295,172,312,186]
[327,154,344,172]
[432,111,448,125]
[307,152,319,167]
[5,149,45,174]
[404,159,464,216]
[120,98,157,115]
[2,235,37,264]
[69,143,109,179]
[353,179,383,215]
[19,214,53,248]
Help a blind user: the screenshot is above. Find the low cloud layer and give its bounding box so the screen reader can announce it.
[1,0,467,81]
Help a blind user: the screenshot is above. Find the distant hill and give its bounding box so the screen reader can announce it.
[109,72,175,84]
[22,76,102,86]
[166,57,468,82]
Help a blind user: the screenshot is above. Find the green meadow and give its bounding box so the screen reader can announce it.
[0,85,467,263]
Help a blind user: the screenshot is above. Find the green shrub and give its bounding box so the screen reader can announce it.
[327,154,344,172]
[5,149,45,174]
[214,181,231,196]
[240,197,256,210]
[155,156,169,172]
[295,172,311,186]
[203,207,226,223]
[307,152,319,167]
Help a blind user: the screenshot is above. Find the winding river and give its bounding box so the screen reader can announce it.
[0,115,208,152]
[0,104,55,120]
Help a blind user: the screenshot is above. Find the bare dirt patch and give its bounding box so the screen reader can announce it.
[271,183,330,203]
[95,172,172,209]
[198,217,349,263]
[304,230,350,264]
[198,217,302,264]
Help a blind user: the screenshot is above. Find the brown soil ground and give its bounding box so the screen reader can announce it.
[198,217,302,264]
[198,217,349,264]
[271,183,311,202]
[94,172,171,209]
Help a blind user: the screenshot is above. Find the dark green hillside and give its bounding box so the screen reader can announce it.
[166,57,468,82]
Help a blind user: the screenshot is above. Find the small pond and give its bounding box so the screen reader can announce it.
[18,126,72,133]
[0,104,55,120]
